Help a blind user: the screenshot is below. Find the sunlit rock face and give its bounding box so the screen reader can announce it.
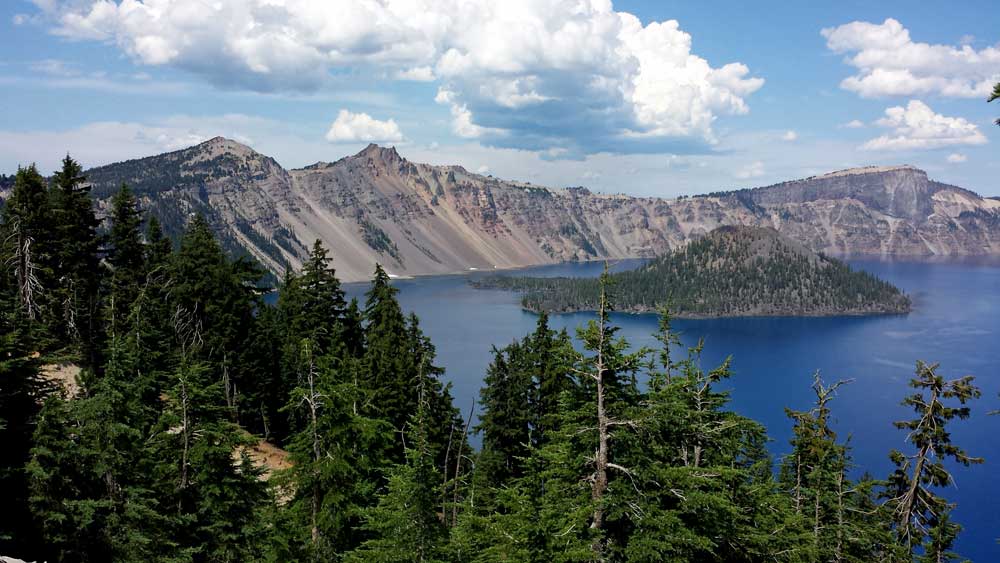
[83,140,1000,282]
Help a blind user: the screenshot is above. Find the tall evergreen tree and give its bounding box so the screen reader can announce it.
[882,361,982,559]
[346,399,447,563]
[0,269,47,556]
[48,155,103,365]
[27,337,172,563]
[270,338,391,560]
[2,165,51,324]
[170,214,264,421]
[477,340,534,488]
[573,264,646,558]
[105,184,145,335]
[362,263,410,436]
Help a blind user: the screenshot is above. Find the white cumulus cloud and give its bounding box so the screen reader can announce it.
[822,18,1000,98]
[32,0,763,155]
[325,110,404,143]
[840,119,866,129]
[781,130,798,141]
[860,100,987,151]
[946,153,967,163]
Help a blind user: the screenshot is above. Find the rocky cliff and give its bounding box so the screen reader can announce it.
[80,138,1000,282]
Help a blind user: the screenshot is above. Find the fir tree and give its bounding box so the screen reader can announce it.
[2,165,51,324]
[882,361,982,558]
[271,338,392,560]
[48,155,103,365]
[106,184,145,335]
[346,399,447,563]
[0,271,47,555]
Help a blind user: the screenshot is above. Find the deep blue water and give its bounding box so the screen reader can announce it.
[343,258,1000,561]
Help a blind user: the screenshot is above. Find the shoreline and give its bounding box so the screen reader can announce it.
[517,304,913,320]
[336,252,1000,285]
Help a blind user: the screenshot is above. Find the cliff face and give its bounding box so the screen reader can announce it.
[81,139,1000,282]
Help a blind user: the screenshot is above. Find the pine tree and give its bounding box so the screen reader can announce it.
[150,354,268,562]
[477,312,574,490]
[48,155,103,365]
[573,264,646,559]
[291,240,348,353]
[882,361,982,559]
[170,214,264,421]
[361,265,462,468]
[626,309,802,562]
[27,337,173,563]
[362,264,411,439]
[106,184,146,335]
[346,399,447,563]
[271,241,350,442]
[530,312,575,443]
[270,338,392,560]
[2,165,51,325]
[779,373,856,562]
[0,270,47,555]
[477,340,534,488]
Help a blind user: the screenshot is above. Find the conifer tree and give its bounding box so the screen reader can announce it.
[477,312,574,490]
[478,341,533,488]
[779,374,861,562]
[292,240,348,353]
[626,309,801,562]
[106,184,145,334]
[0,270,46,555]
[150,347,268,561]
[530,312,575,443]
[145,216,173,267]
[2,165,51,324]
[882,361,982,558]
[27,337,172,562]
[271,338,392,560]
[362,264,411,437]
[362,265,462,468]
[572,264,646,558]
[48,156,103,365]
[170,214,263,421]
[346,398,447,563]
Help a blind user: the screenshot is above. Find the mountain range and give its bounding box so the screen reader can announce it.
[7,137,1000,282]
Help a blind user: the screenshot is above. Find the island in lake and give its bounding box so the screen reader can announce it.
[472,225,912,317]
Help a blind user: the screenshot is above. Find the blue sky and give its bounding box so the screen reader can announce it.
[1,0,998,196]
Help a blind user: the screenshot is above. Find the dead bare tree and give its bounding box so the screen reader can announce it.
[6,218,43,320]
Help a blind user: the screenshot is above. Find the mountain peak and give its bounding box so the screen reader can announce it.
[816,164,924,180]
[355,143,402,162]
[189,136,259,159]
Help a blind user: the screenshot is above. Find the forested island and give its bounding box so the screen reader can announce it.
[473,225,911,317]
[0,158,988,562]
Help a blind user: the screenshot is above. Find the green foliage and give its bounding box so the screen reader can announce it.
[359,218,402,263]
[48,156,104,365]
[476,312,576,493]
[989,82,1000,126]
[0,265,47,554]
[475,226,910,317]
[346,406,447,563]
[0,151,989,563]
[882,361,983,559]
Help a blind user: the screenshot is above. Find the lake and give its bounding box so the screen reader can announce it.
[343,257,1000,560]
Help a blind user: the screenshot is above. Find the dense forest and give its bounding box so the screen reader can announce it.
[0,158,992,562]
[473,226,911,317]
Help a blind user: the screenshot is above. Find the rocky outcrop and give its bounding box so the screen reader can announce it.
[81,139,1000,282]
